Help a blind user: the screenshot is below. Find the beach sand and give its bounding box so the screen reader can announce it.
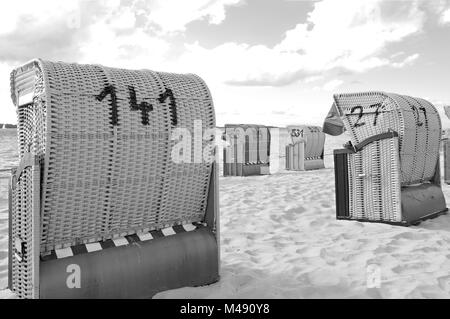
[1,131,450,299]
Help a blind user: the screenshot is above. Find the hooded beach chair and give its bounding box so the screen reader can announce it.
[223,124,270,176]
[330,92,447,225]
[285,125,325,171]
[443,106,450,184]
[8,59,219,298]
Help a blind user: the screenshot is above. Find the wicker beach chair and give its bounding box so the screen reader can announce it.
[285,125,325,171]
[332,92,447,225]
[223,124,270,176]
[8,59,219,298]
[443,106,450,184]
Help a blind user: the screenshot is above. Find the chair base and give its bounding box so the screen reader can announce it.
[337,209,448,227]
[286,160,325,171]
[39,228,219,299]
[444,138,450,184]
[223,163,270,176]
[334,149,447,226]
[304,160,325,171]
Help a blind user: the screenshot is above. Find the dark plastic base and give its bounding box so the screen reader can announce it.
[39,228,219,299]
[223,163,269,176]
[304,160,325,171]
[334,148,447,226]
[444,139,450,184]
[401,183,447,223]
[286,160,325,171]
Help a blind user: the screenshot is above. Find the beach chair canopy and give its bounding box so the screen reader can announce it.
[223,124,270,164]
[10,59,216,253]
[286,125,325,160]
[333,92,441,186]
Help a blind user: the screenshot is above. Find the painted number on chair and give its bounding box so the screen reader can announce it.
[96,85,178,127]
[158,88,178,127]
[349,103,386,128]
[128,85,153,125]
[410,104,427,127]
[96,85,119,126]
[349,103,427,129]
[291,129,303,138]
[350,105,366,128]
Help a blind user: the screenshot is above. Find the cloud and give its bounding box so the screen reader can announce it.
[0,0,447,126]
[391,53,420,68]
[181,0,425,86]
[0,0,429,83]
[0,0,243,64]
[312,79,344,92]
[322,79,344,92]
[0,0,117,63]
[0,0,246,123]
[135,0,243,34]
[442,8,450,24]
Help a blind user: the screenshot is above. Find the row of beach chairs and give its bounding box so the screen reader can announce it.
[222,124,326,176]
[6,59,449,299]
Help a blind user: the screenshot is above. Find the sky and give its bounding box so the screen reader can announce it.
[1,0,450,127]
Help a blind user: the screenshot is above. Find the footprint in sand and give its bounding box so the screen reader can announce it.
[320,201,332,208]
[231,274,256,288]
[309,219,325,227]
[411,247,440,253]
[437,275,450,292]
[392,262,430,275]
[306,269,341,286]
[392,231,430,241]
[270,215,280,222]
[374,245,397,254]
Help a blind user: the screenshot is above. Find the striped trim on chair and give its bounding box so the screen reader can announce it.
[41,223,205,261]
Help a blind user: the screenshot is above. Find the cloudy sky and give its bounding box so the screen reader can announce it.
[1,0,450,126]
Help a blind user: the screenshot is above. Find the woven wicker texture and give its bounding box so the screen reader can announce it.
[10,59,216,253]
[285,142,304,171]
[346,136,402,222]
[333,92,441,186]
[224,124,270,164]
[10,164,40,299]
[286,125,325,161]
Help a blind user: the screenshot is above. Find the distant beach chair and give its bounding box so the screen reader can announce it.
[330,92,447,225]
[8,59,219,298]
[285,125,325,171]
[443,106,450,184]
[223,124,270,176]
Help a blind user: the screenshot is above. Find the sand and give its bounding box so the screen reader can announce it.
[1,131,450,299]
[155,133,450,299]
[155,170,450,299]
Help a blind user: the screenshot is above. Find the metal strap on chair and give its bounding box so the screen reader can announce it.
[343,130,399,154]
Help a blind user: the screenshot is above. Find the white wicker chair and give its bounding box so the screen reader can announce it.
[285,125,325,171]
[443,106,450,184]
[9,59,219,298]
[332,92,447,225]
[223,124,270,176]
